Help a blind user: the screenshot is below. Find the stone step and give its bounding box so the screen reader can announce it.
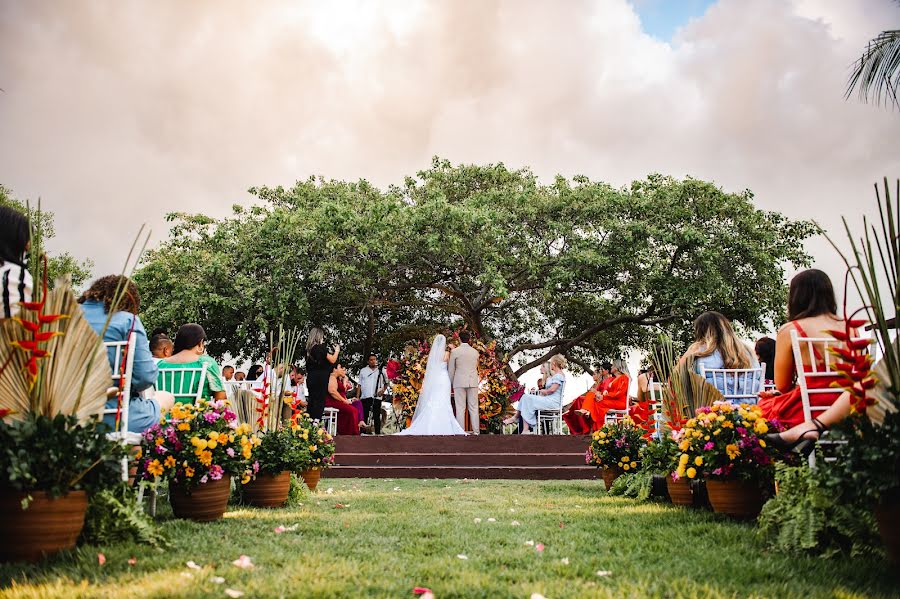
[323,465,598,480]
[335,452,587,467]
[334,435,590,454]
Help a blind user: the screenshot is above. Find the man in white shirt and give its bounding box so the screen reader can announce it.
[357,353,387,434]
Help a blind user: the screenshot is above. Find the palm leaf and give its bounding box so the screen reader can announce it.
[847,29,900,108]
[0,282,111,423]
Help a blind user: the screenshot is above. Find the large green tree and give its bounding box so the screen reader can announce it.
[0,185,93,288]
[136,159,817,376]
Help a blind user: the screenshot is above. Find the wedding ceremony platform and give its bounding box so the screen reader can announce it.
[324,435,596,480]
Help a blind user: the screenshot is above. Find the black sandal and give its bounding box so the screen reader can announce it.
[765,418,827,457]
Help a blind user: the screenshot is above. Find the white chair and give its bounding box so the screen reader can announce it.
[604,392,631,425]
[102,333,137,481]
[648,381,666,439]
[791,329,867,467]
[536,379,566,435]
[156,364,208,404]
[698,366,764,405]
[322,407,338,436]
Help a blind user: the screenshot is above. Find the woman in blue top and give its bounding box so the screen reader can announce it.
[682,312,759,400]
[78,275,173,433]
[504,354,567,433]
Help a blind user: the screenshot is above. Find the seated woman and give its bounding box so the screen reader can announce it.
[563,362,612,435]
[629,363,658,434]
[78,275,173,433]
[682,311,759,400]
[755,336,776,383]
[325,363,363,435]
[158,323,227,403]
[591,359,630,425]
[758,269,857,429]
[0,206,33,319]
[504,355,567,433]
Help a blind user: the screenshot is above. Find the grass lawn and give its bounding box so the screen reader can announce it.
[0,478,895,598]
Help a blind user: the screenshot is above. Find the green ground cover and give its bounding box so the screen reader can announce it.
[0,479,894,598]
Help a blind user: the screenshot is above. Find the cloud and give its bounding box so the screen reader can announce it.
[1,0,898,311]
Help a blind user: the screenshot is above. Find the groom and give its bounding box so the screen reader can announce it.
[449,331,480,435]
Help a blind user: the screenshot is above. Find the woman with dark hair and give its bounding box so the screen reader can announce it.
[0,205,32,319]
[305,327,340,420]
[326,363,363,435]
[247,364,264,381]
[563,363,613,435]
[158,323,227,403]
[79,275,170,433]
[758,269,858,430]
[755,337,776,382]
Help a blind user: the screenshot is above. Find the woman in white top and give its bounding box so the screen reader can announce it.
[504,355,568,433]
[0,206,33,319]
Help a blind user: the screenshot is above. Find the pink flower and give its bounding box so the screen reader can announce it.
[209,465,224,480]
[97,553,106,566]
[204,412,220,423]
[226,447,235,457]
[703,442,714,450]
[252,461,260,473]
[535,543,545,553]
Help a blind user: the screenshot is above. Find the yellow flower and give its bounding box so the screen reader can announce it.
[754,421,769,435]
[177,422,190,431]
[155,437,165,446]
[704,435,710,441]
[694,456,703,466]
[592,431,600,441]
[618,462,624,469]
[678,440,690,451]
[134,447,142,460]
[598,431,607,439]
[621,456,629,463]
[686,467,697,479]
[208,440,218,449]
[722,420,734,429]
[147,459,164,477]
[164,455,176,469]
[309,445,318,452]
[199,450,213,466]
[679,453,689,465]
[208,431,219,441]
[622,463,630,471]
[185,467,195,477]
[241,473,251,484]
[676,465,686,477]
[759,439,767,448]
[725,444,740,460]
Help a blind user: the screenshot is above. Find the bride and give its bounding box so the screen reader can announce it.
[397,334,466,435]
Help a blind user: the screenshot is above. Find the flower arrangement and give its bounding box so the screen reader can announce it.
[389,328,520,433]
[137,399,259,490]
[640,434,679,476]
[673,402,786,482]
[289,412,336,470]
[586,418,647,472]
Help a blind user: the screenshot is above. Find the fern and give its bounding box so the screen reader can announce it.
[758,464,881,559]
[608,471,654,501]
[80,484,168,549]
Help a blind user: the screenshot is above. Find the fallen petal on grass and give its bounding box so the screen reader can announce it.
[473,518,482,524]
[224,589,244,598]
[97,553,106,566]
[274,526,286,534]
[487,518,496,522]
[456,554,468,560]
[560,557,569,565]
[511,521,520,526]
[186,560,202,570]
[231,555,254,569]
[325,488,334,494]
[596,570,612,577]
[413,587,432,595]
[531,594,547,599]
[536,543,545,553]
[127,557,137,566]
[180,572,193,579]
[211,576,225,584]
[524,540,535,547]
[394,487,401,491]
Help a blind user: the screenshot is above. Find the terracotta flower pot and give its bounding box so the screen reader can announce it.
[169,477,231,522]
[666,475,693,507]
[601,466,622,491]
[651,474,669,501]
[706,478,764,519]
[691,479,711,510]
[875,500,900,566]
[242,471,291,508]
[0,490,88,562]
[300,467,321,492]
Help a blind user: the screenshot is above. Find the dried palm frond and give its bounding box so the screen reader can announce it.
[0,281,111,423]
[651,335,723,433]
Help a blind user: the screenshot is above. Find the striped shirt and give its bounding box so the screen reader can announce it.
[0,261,33,319]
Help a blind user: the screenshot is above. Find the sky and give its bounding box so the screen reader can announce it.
[1,0,898,341]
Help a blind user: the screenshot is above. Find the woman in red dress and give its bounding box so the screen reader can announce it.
[758,269,858,431]
[326,364,363,436]
[563,362,612,435]
[587,359,630,426]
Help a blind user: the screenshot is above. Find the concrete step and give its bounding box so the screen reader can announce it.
[335,435,590,454]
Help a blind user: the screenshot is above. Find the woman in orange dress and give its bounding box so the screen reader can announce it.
[586,359,630,427]
[758,269,858,431]
[563,363,612,435]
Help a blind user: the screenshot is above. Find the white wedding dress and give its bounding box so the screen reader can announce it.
[397,334,466,435]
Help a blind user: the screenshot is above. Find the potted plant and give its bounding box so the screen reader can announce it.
[676,402,787,519]
[292,412,336,492]
[586,418,646,491]
[0,251,122,561]
[641,435,679,503]
[137,400,258,522]
[239,328,304,508]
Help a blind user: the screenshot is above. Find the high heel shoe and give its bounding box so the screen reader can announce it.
[764,418,827,457]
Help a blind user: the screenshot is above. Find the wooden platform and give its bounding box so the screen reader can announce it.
[323,435,597,480]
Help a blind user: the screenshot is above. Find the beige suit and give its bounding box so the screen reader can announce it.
[449,343,481,434]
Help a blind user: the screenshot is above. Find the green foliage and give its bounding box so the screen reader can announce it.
[284,472,308,507]
[640,436,678,475]
[607,471,654,501]
[251,426,307,475]
[0,185,93,289]
[759,464,882,558]
[821,411,900,505]
[80,484,168,549]
[0,414,125,499]
[135,160,815,373]
[289,413,336,470]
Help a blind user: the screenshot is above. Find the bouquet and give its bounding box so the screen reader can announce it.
[674,402,786,482]
[586,418,647,472]
[137,399,259,490]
